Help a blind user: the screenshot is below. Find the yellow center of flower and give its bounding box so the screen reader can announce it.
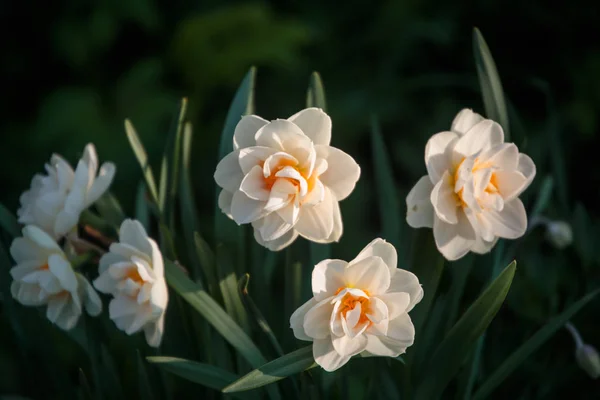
[125,268,145,285]
[259,159,317,194]
[334,287,372,327]
[453,157,499,208]
[40,263,49,271]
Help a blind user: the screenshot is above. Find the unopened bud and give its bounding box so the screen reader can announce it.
[576,344,600,379]
[545,220,573,249]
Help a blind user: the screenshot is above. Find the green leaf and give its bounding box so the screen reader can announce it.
[530,175,554,219]
[370,116,401,249]
[164,259,266,369]
[100,344,125,400]
[147,356,238,391]
[414,260,517,400]
[137,351,155,400]
[0,203,20,238]
[239,274,284,356]
[77,369,93,400]
[223,346,315,393]
[217,244,250,332]
[135,181,151,231]
[125,119,159,204]
[94,191,126,228]
[472,289,600,400]
[473,27,510,139]
[306,71,327,111]
[159,98,188,225]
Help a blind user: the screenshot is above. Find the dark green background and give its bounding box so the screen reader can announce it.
[1,0,600,398]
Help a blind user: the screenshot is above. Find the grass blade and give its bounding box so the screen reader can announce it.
[473,27,510,139]
[370,116,401,249]
[472,289,600,399]
[414,261,517,400]
[137,351,155,400]
[147,357,238,391]
[125,119,159,204]
[135,181,151,231]
[94,191,126,229]
[223,346,315,393]
[0,203,20,238]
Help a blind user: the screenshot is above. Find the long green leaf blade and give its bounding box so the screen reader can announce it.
[473,27,510,139]
[414,261,517,400]
[223,346,315,393]
[125,119,159,204]
[0,203,20,238]
[147,356,238,391]
[370,116,401,249]
[472,289,600,400]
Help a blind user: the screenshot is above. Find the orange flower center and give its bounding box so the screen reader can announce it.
[124,268,145,285]
[260,158,317,194]
[335,287,373,327]
[453,157,499,207]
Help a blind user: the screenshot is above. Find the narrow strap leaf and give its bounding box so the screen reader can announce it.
[125,119,159,204]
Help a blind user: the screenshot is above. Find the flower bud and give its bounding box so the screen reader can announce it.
[576,344,600,379]
[545,220,573,249]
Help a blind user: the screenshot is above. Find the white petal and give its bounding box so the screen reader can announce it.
[46,295,69,323]
[288,108,332,146]
[386,313,415,347]
[78,274,102,316]
[126,306,153,334]
[218,190,234,219]
[478,143,518,170]
[430,171,458,224]
[290,298,318,340]
[294,187,335,242]
[484,198,527,239]
[86,162,116,206]
[144,313,165,347]
[47,254,77,292]
[109,295,138,319]
[276,201,299,225]
[53,210,80,237]
[10,236,47,263]
[238,146,278,174]
[344,256,390,295]
[326,199,343,242]
[93,271,115,294]
[275,167,307,197]
[312,259,347,301]
[83,143,99,178]
[406,176,434,229]
[425,131,459,184]
[263,152,298,178]
[252,227,299,251]
[23,225,61,252]
[214,150,244,192]
[302,179,325,206]
[332,334,368,358]
[10,261,42,281]
[54,300,81,330]
[352,238,397,272]
[259,212,293,241]
[109,243,149,264]
[451,109,484,135]
[366,297,389,324]
[433,211,476,261]
[493,170,528,202]
[119,219,153,256]
[387,270,423,312]
[265,180,296,213]
[375,292,409,320]
[471,236,499,255]
[240,165,270,201]
[303,297,335,339]
[313,338,350,372]
[314,145,360,201]
[148,239,164,278]
[364,334,407,357]
[255,119,309,150]
[453,120,504,158]
[230,191,266,224]
[149,279,169,312]
[517,153,536,188]
[344,302,362,330]
[233,115,268,150]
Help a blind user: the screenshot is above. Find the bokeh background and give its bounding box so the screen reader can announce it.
[1,0,600,398]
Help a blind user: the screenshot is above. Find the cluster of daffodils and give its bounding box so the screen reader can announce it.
[406,109,536,260]
[9,144,168,347]
[8,105,538,372]
[214,108,360,251]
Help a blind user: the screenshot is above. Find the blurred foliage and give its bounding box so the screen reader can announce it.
[1,0,600,398]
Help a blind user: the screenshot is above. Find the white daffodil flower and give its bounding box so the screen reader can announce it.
[406,109,536,260]
[214,108,361,251]
[9,225,102,330]
[290,238,423,372]
[94,219,168,347]
[17,143,116,239]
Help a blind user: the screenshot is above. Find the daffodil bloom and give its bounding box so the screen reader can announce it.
[9,225,102,330]
[94,219,168,347]
[406,109,536,260]
[17,143,116,239]
[214,108,360,251]
[290,238,423,371]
